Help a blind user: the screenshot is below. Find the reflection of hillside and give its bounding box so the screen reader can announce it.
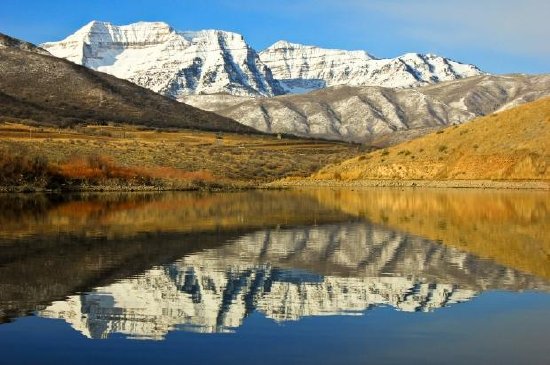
[0,191,354,324]
[300,188,550,279]
[40,223,549,340]
[0,230,244,324]
[0,191,352,239]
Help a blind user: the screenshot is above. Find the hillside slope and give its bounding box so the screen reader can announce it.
[312,97,550,181]
[182,74,550,143]
[0,35,254,133]
[0,33,50,55]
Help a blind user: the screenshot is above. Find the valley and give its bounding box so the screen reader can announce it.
[0,25,548,191]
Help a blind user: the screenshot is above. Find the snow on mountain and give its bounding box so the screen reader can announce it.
[259,41,484,93]
[41,21,485,99]
[40,223,547,340]
[41,21,284,97]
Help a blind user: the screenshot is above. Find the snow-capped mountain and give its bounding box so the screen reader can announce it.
[259,41,484,93]
[41,21,284,97]
[40,223,548,340]
[42,21,483,98]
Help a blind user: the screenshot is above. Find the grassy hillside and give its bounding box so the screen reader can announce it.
[0,41,252,133]
[313,97,549,181]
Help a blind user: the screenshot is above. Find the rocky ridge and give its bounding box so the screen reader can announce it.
[182,74,550,142]
[0,32,50,55]
[259,41,483,93]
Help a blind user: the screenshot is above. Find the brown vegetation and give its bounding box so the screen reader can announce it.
[0,144,217,191]
[0,122,361,190]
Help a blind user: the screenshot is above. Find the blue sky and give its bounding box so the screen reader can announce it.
[1,0,548,74]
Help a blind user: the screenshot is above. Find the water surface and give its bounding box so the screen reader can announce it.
[0,189,548,364]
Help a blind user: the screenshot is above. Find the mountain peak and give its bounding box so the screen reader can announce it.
[42,22,283,97]
[268,40,301,49]
[84,19,111,28]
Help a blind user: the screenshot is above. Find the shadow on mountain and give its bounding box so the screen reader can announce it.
[0,38,252,133]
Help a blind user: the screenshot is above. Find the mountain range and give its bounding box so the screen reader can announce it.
[2,23,549,144]
[260,41,483,93]
[39,21,550,143]
[42,21,483,98]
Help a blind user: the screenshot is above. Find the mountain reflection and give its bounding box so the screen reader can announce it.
[0,190,548,340]
[41,223,548,340]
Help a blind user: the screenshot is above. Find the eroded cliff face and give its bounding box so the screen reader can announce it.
[42,21,284,97]
[41,223,548,340]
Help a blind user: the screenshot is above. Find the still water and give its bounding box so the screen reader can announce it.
[0,189,548,364]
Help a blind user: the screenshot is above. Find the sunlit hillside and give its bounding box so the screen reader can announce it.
[313,97,550,181]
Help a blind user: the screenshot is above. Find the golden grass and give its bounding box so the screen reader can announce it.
[0,191,351,240]
[314,97,550,181]
[58,155,214,182]
[0,123,361,186]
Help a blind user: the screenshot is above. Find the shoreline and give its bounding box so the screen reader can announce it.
[267,179,550,190]
[0,182,255,194]
[2,178,549,193]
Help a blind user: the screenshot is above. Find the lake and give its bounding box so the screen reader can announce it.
[0,189,548,364]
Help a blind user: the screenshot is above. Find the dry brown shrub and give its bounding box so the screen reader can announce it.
[58,154,214,184]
